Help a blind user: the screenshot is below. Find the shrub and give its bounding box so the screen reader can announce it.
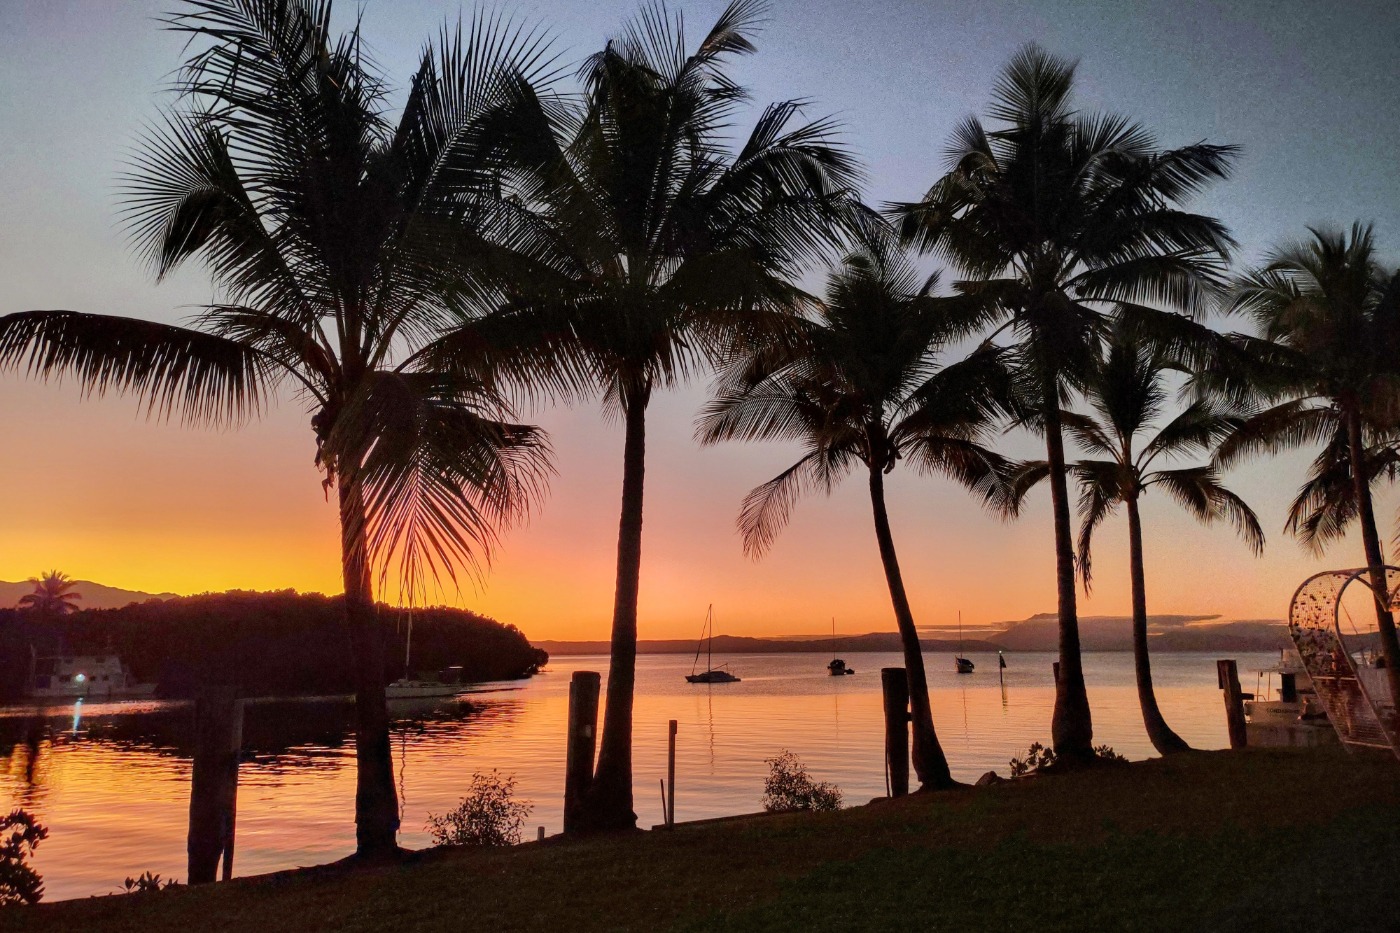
[0,809,48,906]
[122,871,180,894]
[426,771,531,847]
[1009,742,1128,776]
[762,750,842,812]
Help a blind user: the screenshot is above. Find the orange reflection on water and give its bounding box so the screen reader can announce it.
[0,651,1267,901]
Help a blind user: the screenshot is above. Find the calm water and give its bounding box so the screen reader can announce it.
[0,650,1273,901]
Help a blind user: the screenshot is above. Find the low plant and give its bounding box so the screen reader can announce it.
[1009,742,1128,776]
[0,809,48,907]
[426,771,531,847]
[762,750,842,812]
[122,871,180,894]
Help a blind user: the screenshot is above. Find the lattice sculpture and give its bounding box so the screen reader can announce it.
[1287,568,1399,755]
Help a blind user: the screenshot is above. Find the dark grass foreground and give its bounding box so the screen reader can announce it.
[7,748,1399,932]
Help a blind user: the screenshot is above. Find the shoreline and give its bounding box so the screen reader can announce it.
[6,748,1397,931]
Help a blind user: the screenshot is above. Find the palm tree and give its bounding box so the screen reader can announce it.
[18,571,82,620]
[1016,326,1263,754]
[889,45,1237,760]
[0,0,557,857]
[698,241,1016,788]
[437,0,860,831]
[1215,223,1400,715]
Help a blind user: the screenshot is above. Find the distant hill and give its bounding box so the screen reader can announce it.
[0,590,546,702]
[536,633,1003,656]
[0,578,176,610]
[992,613,1289,652]
[540,613,1290,656]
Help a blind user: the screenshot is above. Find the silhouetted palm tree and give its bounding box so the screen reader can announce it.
[19,571,82,620]
[1016,326,1263,754]
[437,0,859,830]
[890,45,1237,760]
[698,241,1016,788]
[1215,223,1400,714]
[0,0,557,856]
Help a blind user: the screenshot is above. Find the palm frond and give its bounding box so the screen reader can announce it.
[0,310,264,425]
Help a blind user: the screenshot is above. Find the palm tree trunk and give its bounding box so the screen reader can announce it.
[1343,406,1400,717]
[1043,394,1095,761]
[867,462,956,789]
[579,390,649,832]
[1125,495,1190,754]
[338,473,400,857]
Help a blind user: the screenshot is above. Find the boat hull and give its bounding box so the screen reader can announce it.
[385,680,465,699]
[685,671,740,684]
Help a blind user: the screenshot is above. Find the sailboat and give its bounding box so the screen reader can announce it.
[686,605,740,684]
[954,610,975,674]
[386,609,465,699]
[827,617,855,676]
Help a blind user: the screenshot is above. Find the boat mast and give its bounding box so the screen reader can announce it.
[404,608,413,680]
[707,605,714,672]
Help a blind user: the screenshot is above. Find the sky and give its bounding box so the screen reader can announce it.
[2,0,1399,641]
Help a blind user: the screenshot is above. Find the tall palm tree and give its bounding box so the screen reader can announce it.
[0,0,557,856]
[890,45,1237,760]
[437,0,860,830]
[1215,223,1400,714]
[698,241,1016,788]
[18,571,82,620]
[1017,326,1263,754]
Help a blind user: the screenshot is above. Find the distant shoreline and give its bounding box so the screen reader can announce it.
[536,625,1290,657]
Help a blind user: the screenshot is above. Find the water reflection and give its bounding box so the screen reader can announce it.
[0,651,1272,902]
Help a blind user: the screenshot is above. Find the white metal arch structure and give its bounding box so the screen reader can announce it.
[1288,567,1400,755]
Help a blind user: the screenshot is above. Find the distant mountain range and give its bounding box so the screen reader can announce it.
[0,579,177,610]
[3,577,1290,655]
[538,612,1290,656]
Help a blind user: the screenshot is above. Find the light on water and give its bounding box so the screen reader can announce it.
[0,650,1274,901]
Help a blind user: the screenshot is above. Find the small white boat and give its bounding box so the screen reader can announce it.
[1244,648,1336,747]
[386,678,464,700]
[386,612,464,699]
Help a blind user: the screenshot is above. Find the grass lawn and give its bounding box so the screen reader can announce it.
[6,747,1399,932]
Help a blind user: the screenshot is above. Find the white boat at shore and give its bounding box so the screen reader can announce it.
[1244,648,1337,747]
[385,678,465,700]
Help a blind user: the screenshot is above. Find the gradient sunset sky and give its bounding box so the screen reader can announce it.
[2,0,1398,640]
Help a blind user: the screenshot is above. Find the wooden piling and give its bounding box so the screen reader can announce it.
[1217,659,1248,749]
[187,686,243,885]
[881,667,910,797]
[666,719,677,828]
[564,671,601,834]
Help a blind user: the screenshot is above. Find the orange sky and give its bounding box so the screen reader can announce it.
[1,367,1380,641]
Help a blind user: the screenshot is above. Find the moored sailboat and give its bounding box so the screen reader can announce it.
[686,605,740,684]
[954,610,974,674]
[827,617,855,675]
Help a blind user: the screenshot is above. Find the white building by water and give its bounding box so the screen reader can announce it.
[28,655,157,699]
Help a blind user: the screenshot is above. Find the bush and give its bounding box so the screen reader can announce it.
[426,771,531,847]
[1009,742,1127,776]
[0,809,48,906]
[762,751,842,812]
[122,871,179,894]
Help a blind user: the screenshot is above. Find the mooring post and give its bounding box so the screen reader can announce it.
[881,667,910,797]
[1217,659,1248,749]
[564,670,601,834]
[666,719,677,828]
[187,686,243,885]
[537,826,545,842]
